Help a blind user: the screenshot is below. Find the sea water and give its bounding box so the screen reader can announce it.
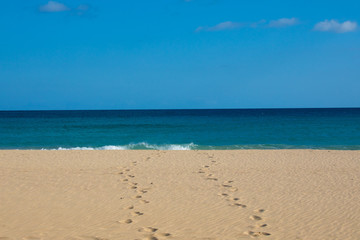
[0,108,359,150]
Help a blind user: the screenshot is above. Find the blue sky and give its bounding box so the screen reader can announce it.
[0,0,359,110]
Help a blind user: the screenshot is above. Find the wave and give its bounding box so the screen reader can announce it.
[46,142,197,150]
[36,142,360,150]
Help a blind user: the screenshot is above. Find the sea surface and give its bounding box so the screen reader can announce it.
[0,108,359,150]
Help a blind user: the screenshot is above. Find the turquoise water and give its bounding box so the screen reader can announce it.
[0,108,359,150]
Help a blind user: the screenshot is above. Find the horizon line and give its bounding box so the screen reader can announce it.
[0,107,359,112]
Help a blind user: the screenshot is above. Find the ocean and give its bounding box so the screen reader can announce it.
[0,108,359,150]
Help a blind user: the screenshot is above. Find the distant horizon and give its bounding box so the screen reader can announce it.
[1,107,360,112]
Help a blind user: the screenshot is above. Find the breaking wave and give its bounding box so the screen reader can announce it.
[37,143,360,150]
[45,142,197,150]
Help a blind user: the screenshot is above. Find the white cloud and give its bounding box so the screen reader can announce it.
[268,18,298,28]
[250,19,266,28]
[196,18,300,32]
[39,1,70,12]
[196,21,242,32]
[314,20,357,33]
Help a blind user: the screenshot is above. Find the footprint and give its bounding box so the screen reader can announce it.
[139,227,158,233]
[206,177,218,181]
[250,215,262,221]
[256,209,265,213]
[157,233,171,237]
[133,195,142,199]
[248,223,268,229]
[140,200,150,204]
[118,219,133,224]
[218,193,228,197]
[124,205,134,210]
[143,236,158,240]
[131,211,144,216]
[230,203,247,208]
[244,231,271,237]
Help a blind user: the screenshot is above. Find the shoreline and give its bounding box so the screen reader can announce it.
[1,150,359,239]
[1,148,360,151]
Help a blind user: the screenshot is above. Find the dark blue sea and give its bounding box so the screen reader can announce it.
[0,108,359,150]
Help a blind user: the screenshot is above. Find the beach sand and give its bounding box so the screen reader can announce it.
[0,150,359,240]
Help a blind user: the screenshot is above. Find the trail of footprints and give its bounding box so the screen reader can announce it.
[197,153,271,238]
[117,153,172,240]
[1,152,269,240]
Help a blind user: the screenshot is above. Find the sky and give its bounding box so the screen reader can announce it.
[0,0,359,110]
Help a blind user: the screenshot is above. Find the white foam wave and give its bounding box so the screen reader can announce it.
[45,142,197,150]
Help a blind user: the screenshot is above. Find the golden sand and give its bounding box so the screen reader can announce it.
[0,150,359,239]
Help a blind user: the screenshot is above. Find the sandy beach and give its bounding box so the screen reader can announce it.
[0,150,359,240]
